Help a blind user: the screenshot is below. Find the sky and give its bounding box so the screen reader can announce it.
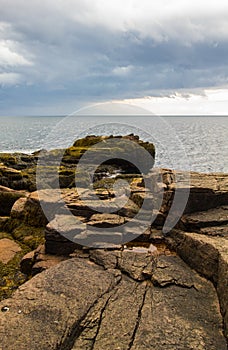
[1,0,228,115]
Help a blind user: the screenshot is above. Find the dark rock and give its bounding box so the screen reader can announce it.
[149,229,165,243]
[0,163,32,190]
[0,216,9,230]
[199,225,228,238]
[20,250,35,275]
[0,185,26,216]
[152,210,166,227]
[131,191,154,208]
[181,206,228,231]
[71,134,155,174]
[117,199,140,218]
[45,214,85,255]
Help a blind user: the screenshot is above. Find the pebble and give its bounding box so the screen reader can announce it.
[1,306,9,312]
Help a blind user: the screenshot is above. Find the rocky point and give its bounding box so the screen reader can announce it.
[0,135,227,349]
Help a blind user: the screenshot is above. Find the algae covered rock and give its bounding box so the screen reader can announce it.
[0,134,155,192]
[0,235,29,301]
[71,134,155,174]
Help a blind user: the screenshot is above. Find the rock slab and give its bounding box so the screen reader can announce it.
[0,252,226,350]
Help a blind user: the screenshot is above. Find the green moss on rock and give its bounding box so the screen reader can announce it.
[0,225,44,301]
[0,153,17,166]
[0,134,155,191]
[0,240,30,301]
[0,256,28,300]
[73,135,103,148]
[11,224,44,246]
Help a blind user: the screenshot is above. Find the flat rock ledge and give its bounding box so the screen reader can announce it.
[0,251,227,350]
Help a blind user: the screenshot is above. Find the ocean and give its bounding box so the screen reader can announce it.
[0,115,227,173]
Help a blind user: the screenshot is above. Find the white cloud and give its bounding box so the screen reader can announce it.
[112,65,133,76]
[0,40,32,67]
[0,72,21,85]
[0,21,33,89]
[123,87,228,115]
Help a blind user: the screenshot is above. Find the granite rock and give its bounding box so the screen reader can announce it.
[0,251,226,350]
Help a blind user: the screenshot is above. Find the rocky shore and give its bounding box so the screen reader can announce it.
[0,135,227,349]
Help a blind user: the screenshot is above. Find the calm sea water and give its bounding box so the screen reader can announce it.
[0,115,227,173]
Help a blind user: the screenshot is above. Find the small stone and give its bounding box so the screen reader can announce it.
[1,306,9,312]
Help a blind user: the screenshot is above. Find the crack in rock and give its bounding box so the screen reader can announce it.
[71,287,119,350]
[127,284,148,350]
[57,278,121,350]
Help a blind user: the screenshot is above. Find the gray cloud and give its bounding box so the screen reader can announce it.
[0,0,228,114]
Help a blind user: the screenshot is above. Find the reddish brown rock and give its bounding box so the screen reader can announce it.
[0,238,22,264]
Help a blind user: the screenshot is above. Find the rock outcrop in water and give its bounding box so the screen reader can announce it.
[0,134,155,191]
[0,135,227,349]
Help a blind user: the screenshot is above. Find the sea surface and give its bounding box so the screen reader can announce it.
[0,115,227,173]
